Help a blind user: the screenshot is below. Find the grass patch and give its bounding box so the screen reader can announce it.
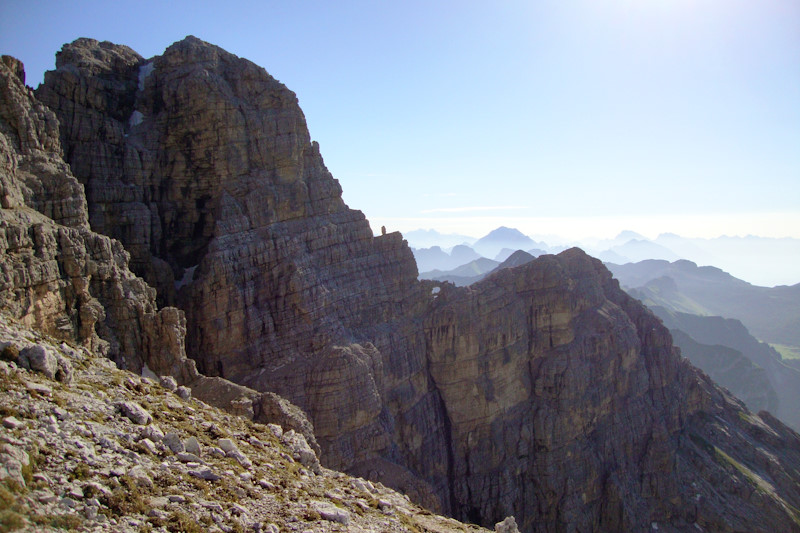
[148,510,205,533]
[771,344,800,360]
[0,479,27,533]
[0,509,25,532]
[714,446,774,494]
[101,475,150,516]
[69,462,91,481]
[30,513,83,530]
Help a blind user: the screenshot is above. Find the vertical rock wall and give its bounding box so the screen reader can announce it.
[0,54,196,384]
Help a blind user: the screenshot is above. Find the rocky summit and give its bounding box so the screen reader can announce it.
[1,37,800,532]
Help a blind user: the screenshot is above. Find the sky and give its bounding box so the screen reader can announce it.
[1,0,799,243]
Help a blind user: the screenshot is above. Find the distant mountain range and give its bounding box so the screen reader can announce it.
[607,259,800,349]
[407,227,800,287]
[650,307,800,430]
[606,260,800,431]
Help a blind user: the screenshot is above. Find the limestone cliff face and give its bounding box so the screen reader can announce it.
[0,54,195,383]
[426,250,800,530]
[36,37,449,504]
[29,37,800,532]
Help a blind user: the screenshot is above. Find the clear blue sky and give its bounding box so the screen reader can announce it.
[2,0,798,240]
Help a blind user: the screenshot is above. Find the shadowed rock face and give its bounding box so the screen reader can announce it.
[36,37,451,508]
[28,36,800,532]
[0,53,194,383]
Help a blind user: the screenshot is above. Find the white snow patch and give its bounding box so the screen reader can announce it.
[129,110,144,127]
[175,265,198,290]
[138,62,155,91]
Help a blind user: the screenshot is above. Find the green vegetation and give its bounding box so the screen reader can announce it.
[148,510,205,533]
[31,513,83,530]
[101,475,150,516]
[771,343,800,360]
[0,479,26,532]
[713,446,774,495]
[0,510,25,533]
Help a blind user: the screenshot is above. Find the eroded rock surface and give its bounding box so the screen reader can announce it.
[0,54,194,382]
[0,313,488,532]
[10,36,800,532]
[36,37,450,499]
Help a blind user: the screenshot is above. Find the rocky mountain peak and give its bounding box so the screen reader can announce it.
[2,38,800,532]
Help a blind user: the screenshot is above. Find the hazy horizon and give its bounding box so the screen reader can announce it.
[398,224,800,288]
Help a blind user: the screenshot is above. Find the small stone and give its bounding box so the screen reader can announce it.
[183,436,201,455]
[115,401,152,425]
[314,502,350,525]
[189,467,221,481]
[218,438,237,453]
[0,444,29,486]
[159,375,178,391]
[200,500,224,513]
[67,485,85,499]
[59,496,78,508]
[85,505,98,519]
[126,465,153,488]
[351,478,369,493]
[248,436,266,447]
[231,503,248,516]
[18,345,58,379]
[84,482,111,498]
[208,446,225,457]
[148,509,170,519]
[168,494,186,503]
[495,516,520,533]
[377,499,394,512]
[267,424,283,439]
[34,489,58,503]
[176,386,191,400]
[228,449,252,468]
[176,452,203,463]
[140,423,165,442]
[282,430,321,474]
[26,381,52,395]
[140,438,157,455]
[257,479,275,490]
[2,416,23,429]
[97,437,117,450]
[32,472,51,484]
[163,432,185,453]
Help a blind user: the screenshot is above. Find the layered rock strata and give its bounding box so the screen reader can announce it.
[0,54,315,441]
[35,38,451,506]
[0,54,193,382]
[13,36,800,532]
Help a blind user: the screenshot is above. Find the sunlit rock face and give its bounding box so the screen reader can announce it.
[31,37,800,532]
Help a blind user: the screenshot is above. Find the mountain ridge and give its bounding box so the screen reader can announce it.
[2,38,800,532]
